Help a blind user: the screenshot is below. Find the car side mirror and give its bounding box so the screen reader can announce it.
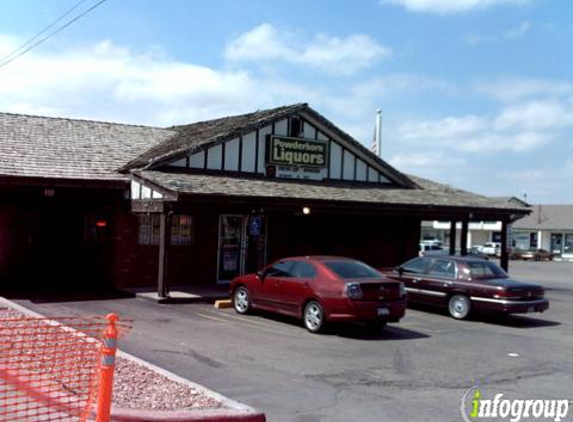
[395,266,404,276]
[257,270,265,280]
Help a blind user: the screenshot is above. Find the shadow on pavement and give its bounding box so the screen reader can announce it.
[479,314,561,328]
[0,287,135,303]
[332,323,430,341]
[241,309,429,340]
[406,302,560,329]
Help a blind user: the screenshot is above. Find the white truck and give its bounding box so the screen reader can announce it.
[477,242,501,256]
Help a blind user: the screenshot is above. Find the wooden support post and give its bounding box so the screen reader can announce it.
[500,220,509,272]
[449,221,457,255]
[460,219,469,256]
[157,209,172,299]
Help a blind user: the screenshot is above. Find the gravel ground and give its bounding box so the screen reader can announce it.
[113,356,221,410]
[0,306,222,411]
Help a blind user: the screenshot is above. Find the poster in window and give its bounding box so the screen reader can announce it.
[223,252,239,271]
[180,215,192,244]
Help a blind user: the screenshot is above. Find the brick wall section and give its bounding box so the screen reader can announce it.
[111,209,220,289]
[267,213,420,269]
[111,208,420,289]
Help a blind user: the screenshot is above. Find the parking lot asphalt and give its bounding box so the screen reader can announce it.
[7,260,573,422]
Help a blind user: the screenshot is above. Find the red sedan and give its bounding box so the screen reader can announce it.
[230,256,406,333]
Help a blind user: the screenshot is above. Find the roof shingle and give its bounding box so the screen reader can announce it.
[512,205,573,230]
[134,170,530,214]
[0,112,174,181]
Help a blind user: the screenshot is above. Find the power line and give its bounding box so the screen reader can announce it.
[0,0,90,65]
[0,0,111,69]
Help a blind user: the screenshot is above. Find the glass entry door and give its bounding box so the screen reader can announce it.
[218,215,247,283]
[217,214,268,283]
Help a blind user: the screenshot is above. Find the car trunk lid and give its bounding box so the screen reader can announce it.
[350,279,403,301]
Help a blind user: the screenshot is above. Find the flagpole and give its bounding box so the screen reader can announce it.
[375,109,382,158]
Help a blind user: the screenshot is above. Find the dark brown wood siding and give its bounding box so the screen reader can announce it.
[267,213,419,269]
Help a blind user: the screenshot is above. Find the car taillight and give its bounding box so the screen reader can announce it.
[493,290,522,299]
[345,282,363,299]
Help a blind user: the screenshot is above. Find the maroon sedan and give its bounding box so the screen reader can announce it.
[230,256,406,333]
[384,256,549,320]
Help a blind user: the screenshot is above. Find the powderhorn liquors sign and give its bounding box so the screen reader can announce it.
[266,135,329,169]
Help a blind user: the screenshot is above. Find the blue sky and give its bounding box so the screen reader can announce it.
[0,0,572,203]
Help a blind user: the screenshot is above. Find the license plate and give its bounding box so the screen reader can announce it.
[527,307,535,313]
[377,308,390,316]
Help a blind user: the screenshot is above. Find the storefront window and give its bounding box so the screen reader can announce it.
[550,233,563,256]
[138,215,153,245]
[530,232,538,249]
[171,215,193,245]
[564,234,573,256]
[139,214,192,245]
[513,232,530,250]
[84,214,110,244]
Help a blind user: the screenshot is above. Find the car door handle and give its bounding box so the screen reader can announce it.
[413,278,421,283]
[303,282,310,287]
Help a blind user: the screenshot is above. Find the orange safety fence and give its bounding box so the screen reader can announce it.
[0,310,131,422]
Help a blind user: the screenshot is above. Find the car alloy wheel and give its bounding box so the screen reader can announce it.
[448,294,471,320]
[304,301,325,333]
[234,286,251,315]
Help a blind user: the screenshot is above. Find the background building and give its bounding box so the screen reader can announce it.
[512,205,573,260]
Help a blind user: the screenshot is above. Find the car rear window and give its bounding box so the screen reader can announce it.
[323,260,381,279]
[466,261,507,278]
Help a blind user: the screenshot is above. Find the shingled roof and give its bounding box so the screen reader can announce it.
[0,104,416,189]
[120,104,306,171]
[133,169,530,216]
[0,112,173,182]
[119,103,416,188]
[512,205,573,230]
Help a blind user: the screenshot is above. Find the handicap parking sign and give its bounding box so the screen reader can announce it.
[249,216,262,236]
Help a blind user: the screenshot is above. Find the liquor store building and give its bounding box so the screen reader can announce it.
[0,104,529,296]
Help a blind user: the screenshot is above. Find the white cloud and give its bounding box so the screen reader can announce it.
[493,159,573,203]
[467,20,532,45]
[224,23,391,75]
[349,74,457,100]
[389,151,465,168]
[380,0,532,14]
[459,131,552,152]
[395,112,553,153]
[0,36,309,125]
[494,99,573,131]
[466,33,497,45]
[474,77,573,102]
[504,20,532,39]
[399,115,487,140]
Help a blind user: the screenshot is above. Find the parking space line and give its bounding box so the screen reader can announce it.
[195,310,302,334]
[213,311,303,332]
[194,312,234,324]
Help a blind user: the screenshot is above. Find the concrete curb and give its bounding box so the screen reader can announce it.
[0,297,266,422]
[214,299,232,309]
[110,408,265,422]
